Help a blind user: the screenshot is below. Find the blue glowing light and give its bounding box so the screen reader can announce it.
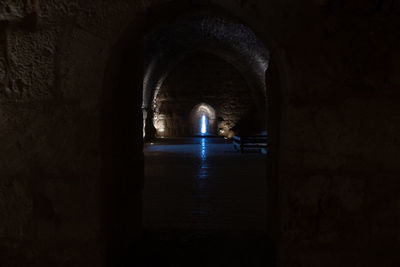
[201,115,207,135]
[201,138,206,161]
[199,137,207,179]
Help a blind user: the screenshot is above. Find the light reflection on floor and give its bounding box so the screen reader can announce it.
[140,138,272,266]
[199,138,207,179]
[144,137,267,234]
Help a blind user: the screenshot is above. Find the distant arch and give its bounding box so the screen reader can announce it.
[101,1,287,265]
[190,103,217,136]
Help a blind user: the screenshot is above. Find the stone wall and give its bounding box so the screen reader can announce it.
[0,1,144,265]
[0,0,399,266]
[268,2,400,266]
[152,52,265,137]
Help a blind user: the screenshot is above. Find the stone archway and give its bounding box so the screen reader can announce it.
[190,103,217,136]
[143,16,269,140]
[101,1,285,265]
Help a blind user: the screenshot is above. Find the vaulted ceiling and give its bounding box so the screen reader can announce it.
[143,16,269,110]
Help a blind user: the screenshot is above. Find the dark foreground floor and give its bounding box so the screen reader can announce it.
[134,137,272,267]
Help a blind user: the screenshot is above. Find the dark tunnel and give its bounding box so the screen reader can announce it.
[0,1,400,267]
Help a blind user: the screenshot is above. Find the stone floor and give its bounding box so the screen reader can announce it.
[131,137,272,267]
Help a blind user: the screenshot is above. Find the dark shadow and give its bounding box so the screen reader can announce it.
[101,1,282,266]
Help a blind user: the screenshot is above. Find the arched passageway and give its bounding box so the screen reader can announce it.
[101,1,282,266]
[136,5,277,267]
[143,16,269,139]
[2,0,399,267]
[190,103,217,136]
[151,51,263,138]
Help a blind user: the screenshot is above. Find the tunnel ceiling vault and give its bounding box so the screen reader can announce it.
[147,46,266,113]
[142,16,269,110]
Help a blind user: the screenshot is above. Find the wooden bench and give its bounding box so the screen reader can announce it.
[233,135,267,154]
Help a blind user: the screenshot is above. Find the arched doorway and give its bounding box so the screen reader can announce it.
[142,13,272,265]
[190,103,217,136]
[101,1,284,265]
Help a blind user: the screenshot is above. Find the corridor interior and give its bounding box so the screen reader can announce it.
[133,14,273,266]
[1,1,399,266]
[140,137,270,266]
[110,4,399,265]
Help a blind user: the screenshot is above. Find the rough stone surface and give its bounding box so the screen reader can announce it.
[152,52,265,137]
[143,16,269,110]
[0,0,399,266]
